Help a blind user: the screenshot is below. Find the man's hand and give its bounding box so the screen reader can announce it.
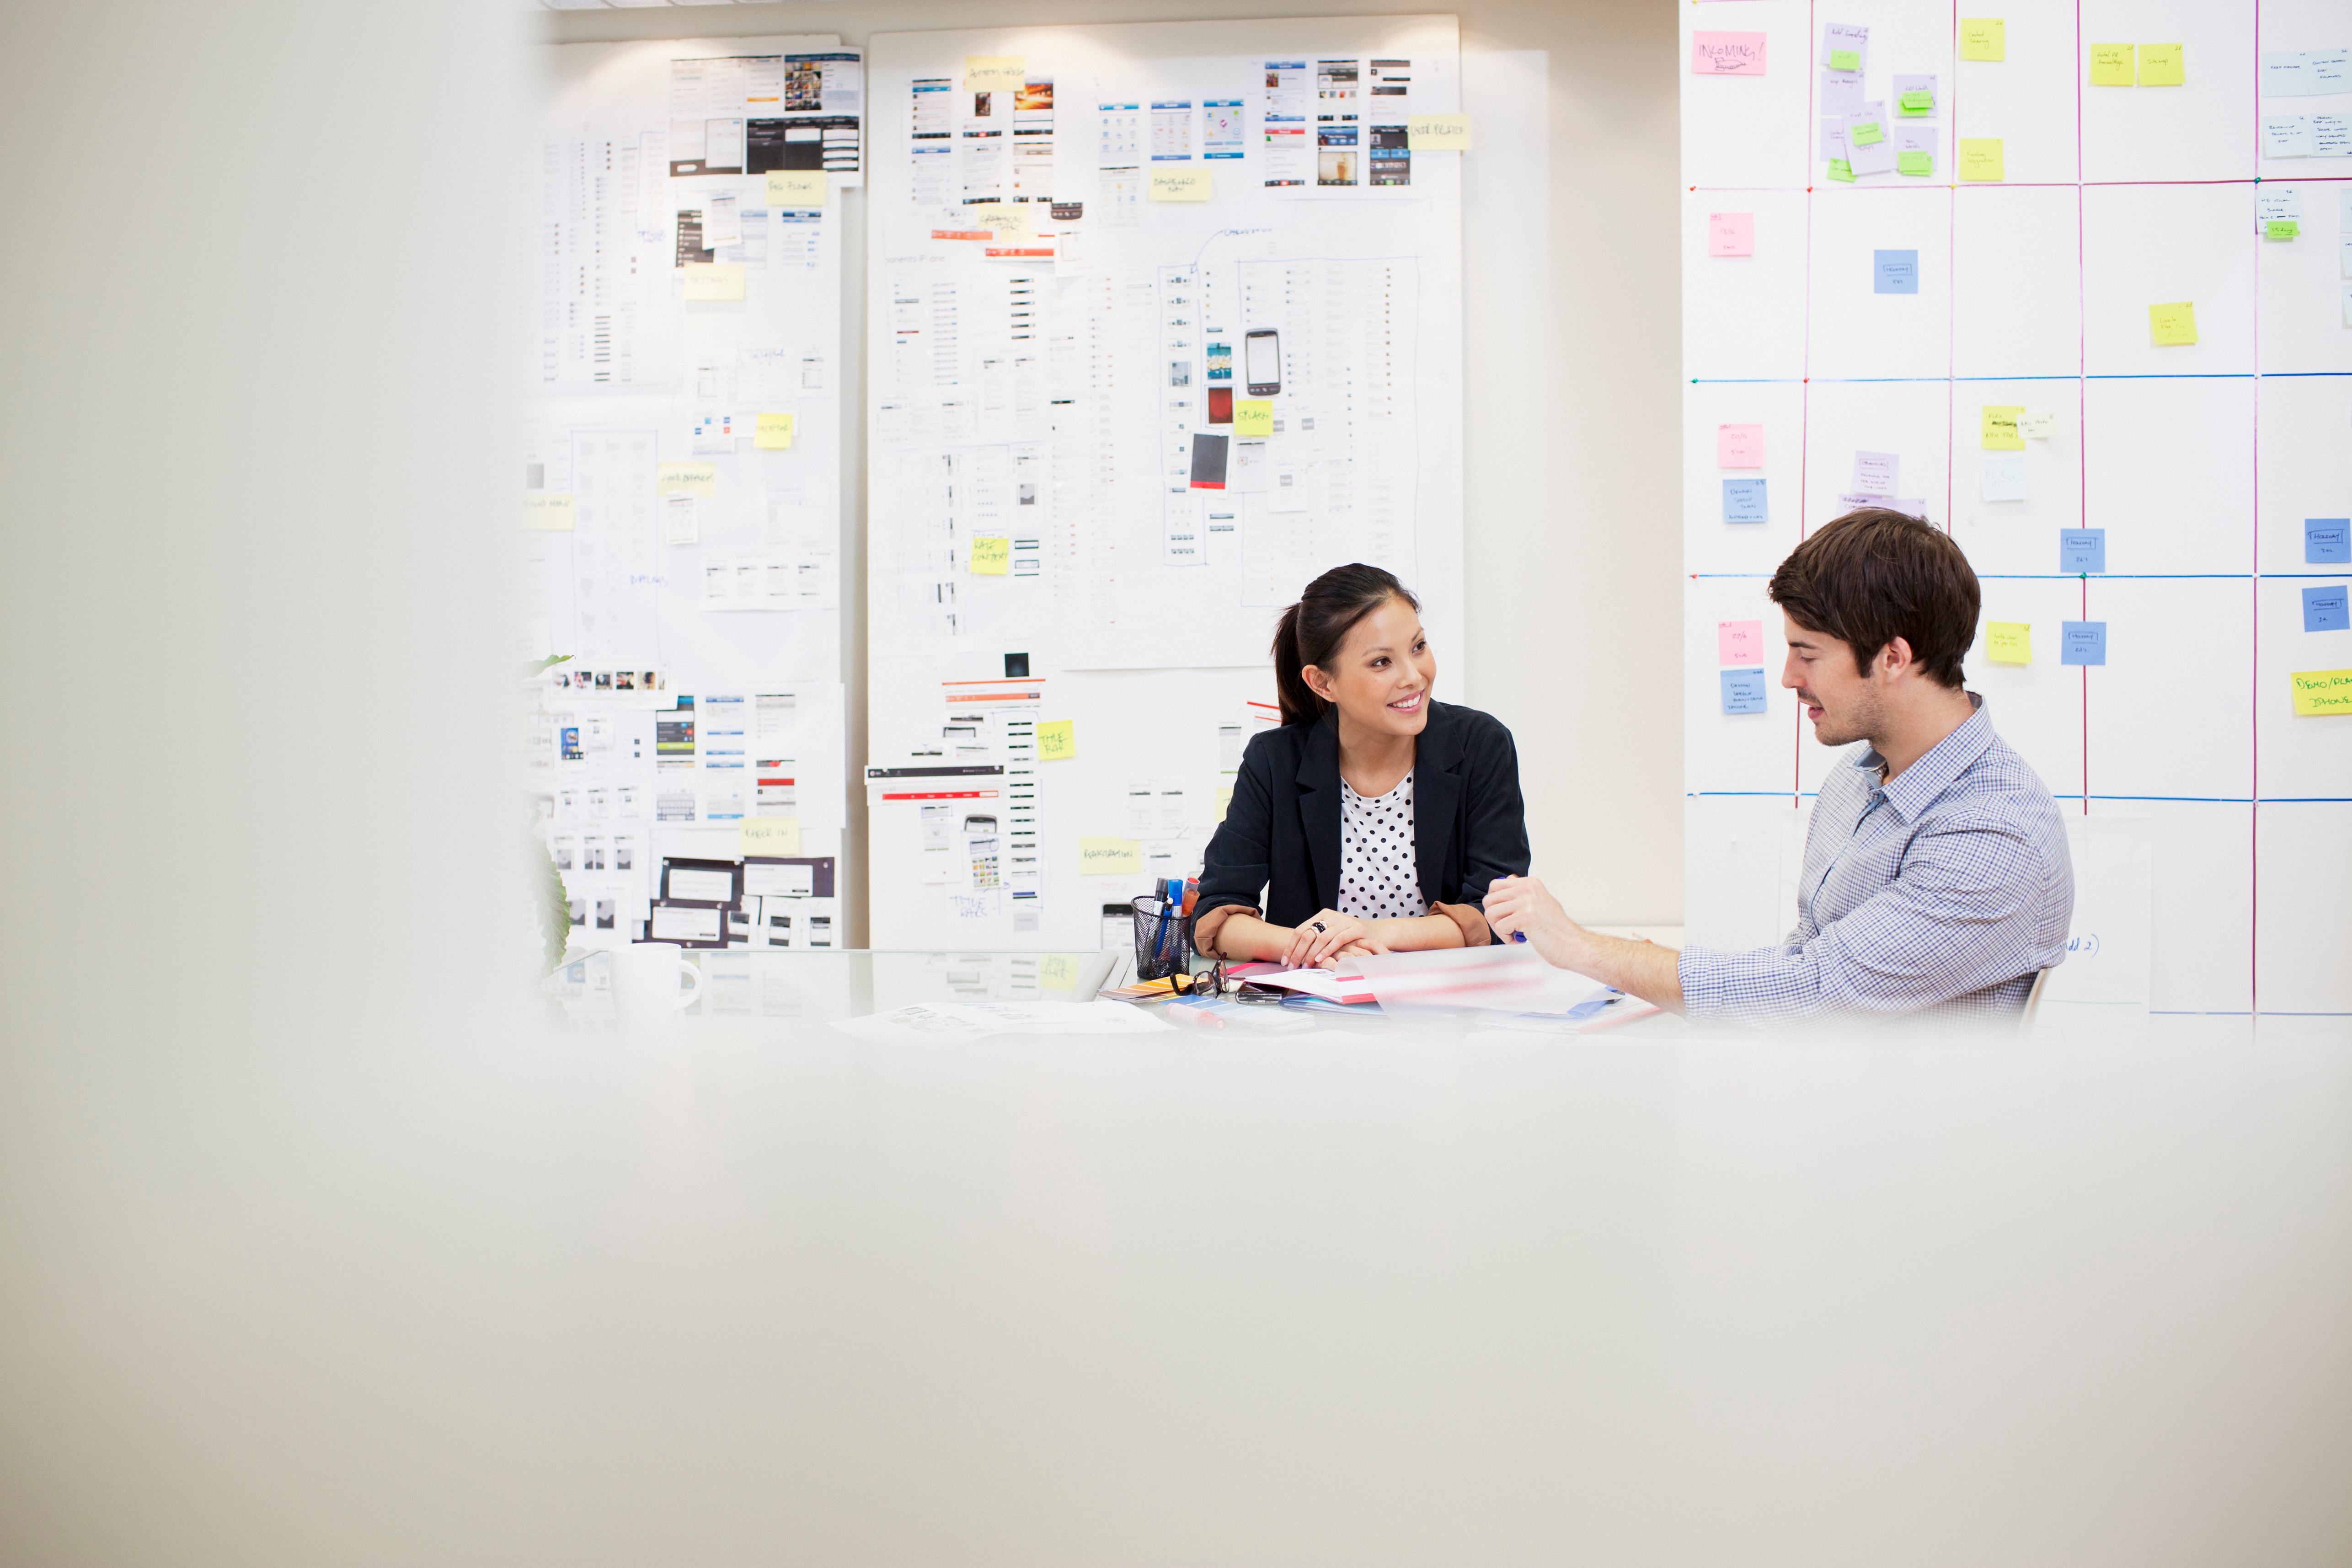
[1488,874,1686,1014]
[1484,875,1583,969]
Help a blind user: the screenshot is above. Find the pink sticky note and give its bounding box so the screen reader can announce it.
[1717,424,1764,468]
[1691,31,1768,76]
[1719,620,1765,665]
[1707,212,1755,257]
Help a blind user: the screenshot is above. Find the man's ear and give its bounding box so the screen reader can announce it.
[1880,636,1917,678]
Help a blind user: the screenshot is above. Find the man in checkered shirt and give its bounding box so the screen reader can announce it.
[1488,508,2074,1023]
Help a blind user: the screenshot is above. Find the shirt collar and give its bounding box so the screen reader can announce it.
[1851,692,1993,824]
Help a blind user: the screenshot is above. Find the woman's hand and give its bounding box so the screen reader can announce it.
[1283,909,1378,969]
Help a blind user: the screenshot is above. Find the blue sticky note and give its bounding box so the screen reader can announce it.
[2305,584,2350,633]
[2309,519,2352,564]
[1720,668,1770,713]
[2060,621,2107,666]
[1873,249,1919,294]
[2058,528,2106,573]
[1722,477,1769,523]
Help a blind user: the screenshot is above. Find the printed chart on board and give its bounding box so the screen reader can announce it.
[864,15,1465,951]
[519,35,858,955]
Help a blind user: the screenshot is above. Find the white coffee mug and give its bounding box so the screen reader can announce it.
[608,942,704,1026]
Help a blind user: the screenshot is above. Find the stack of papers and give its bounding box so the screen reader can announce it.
[832,999,1176,1044]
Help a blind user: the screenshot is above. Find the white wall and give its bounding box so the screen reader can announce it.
[542,0,1687,932]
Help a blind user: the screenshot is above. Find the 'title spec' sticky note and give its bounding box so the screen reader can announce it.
[1149,168,1212,202]
[2149,301,2198,346]
[964,55,1026,90]
[737,817,802,857]
[2061,621,2108,666]
[2089,45,2134,86]
[1079,837,1144,875]
[1708,212,1755,257]
[1959,139,2006,181]
[754,412,795,450]
[522,493,576,531]
[1874,249,1920,294]
[1986,622,2032,664]
[1406,114,1471,150]
[1719,620,1764,665]
[656,461,718,497]
[2060,528,2107,573]
[1035,719,1077,760]
[1717,424,1765,467]
[765,170,825,206]
[1723,477,1769,523]
[1691,32,1768,76]
[1898,150,1934,176]
[1232,399,1273,437]
[2291,669,2352,715]
[1959,18,2006,62]
[2305,584,2351,633]
[2310,519,2352,563]
[1981,405,2025,449]
[682,262,745,301]
[2137,43,2185,86]
[969,535,1011,575]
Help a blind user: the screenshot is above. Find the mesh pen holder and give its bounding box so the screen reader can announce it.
[1130,894,1192,983]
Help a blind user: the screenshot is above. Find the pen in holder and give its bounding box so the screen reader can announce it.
[1130,891,1192,983]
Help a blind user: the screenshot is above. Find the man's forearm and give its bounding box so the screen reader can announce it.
[1544,926,1686,1014]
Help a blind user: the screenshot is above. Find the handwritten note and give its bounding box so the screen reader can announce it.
[1691,32,1768,76]
[1980,453,2028,503]
[1233,399,1273,437]
[2265,219,2300,241]
[969,202,1030,235]
[1720,669,1770,714]
[1959,18,2006,62]
[1853,450,1900,496]
[1708,211,1755,257]
[1898,150,1934,176]
[682,262,744,301]
[2137,43,2184,86]
[969,535,1011,575]
[2021,409,2059,439]
[1821,23,1868,73]
[2089,44,2134,86]
[2309,519,2352,563]
[2290,669,2352,716]
[2149,301,2198,346]
[1986,622,2032,665]
[1981,405,2025,449]
[765,170,825,207]
[1722,477,1769,523]
[1718,620,1764,665]
[1079,837,1143,875]
[1149,168,1212,202]
[1874,249,1919,294]
[1406,114,1472,150]
[1036,719,1077,760]
[2304,584,2350,633]
[1899,88,1935,113]
[1827,158,1856,182]
[1830,48,1860,72]
[737,817,802,857]
[964,55,1026,90]
[1958,138,2006,181]
[656,461,718,498]
[522,493,575,531]
[1850,118,1885,147]
[1717,423,1765,467]
[1039,954,1079,990]
[2060,529,2107,573]
[2061,621,2108,666]
[754,412,795,450]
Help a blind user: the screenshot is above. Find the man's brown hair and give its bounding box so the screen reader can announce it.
[1767,508,1979,688]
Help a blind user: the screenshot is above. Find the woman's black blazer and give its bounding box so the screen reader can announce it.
[1192,700,1531,945]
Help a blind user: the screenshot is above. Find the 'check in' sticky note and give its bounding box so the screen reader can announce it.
[1406,114,1471,150]
[1720,669,1770,714]
[1723,477,1769,523]
[2061,621,2107,666]
[1691,32,1767,76]
[657,461,717,497]
[964,55,1026,90]
[2137,43,2184,86]
[2305,584,2350,633]
[2149,301,2198,346]
[1874,249,1919,294]
[1036,719,1077,760]
[1960,18,2005,62]
[1719,620,1764,665]
[754,412,795,450]
[523,492,576,531]
[1233,399,1273,437]
[2309,519,2352,563]
[683,263,744,301]
[1981,405,2025,449]
[1079,837,1143,875]
[969,535,1011,575]
[1959,139,2005,181]
[1709,212,1755,257]
[2060,528,2107,573]
[765,170,825,206]
[2089,44,2134,86]
[2290,669,2352,716]
[1718,423,1764,467]
[1986,622,2032,664]
[739,817,801,857]
[1149,168,1211,202]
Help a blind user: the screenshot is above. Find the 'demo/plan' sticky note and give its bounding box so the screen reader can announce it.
[1717,423,1764,467]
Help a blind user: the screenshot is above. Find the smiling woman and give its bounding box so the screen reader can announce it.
[1192,564,1532,968]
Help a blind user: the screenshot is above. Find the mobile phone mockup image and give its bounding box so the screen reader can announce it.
[1245,329,1281,396]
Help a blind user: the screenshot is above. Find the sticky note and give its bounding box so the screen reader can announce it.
[1986,622,2032,665]
[737,816,801,857]
[2089,44,2134,86]
[1980,453,2028,502]
[1959,139,2005,181]
[1406,114,1472,150]
[1233,399,1273,437]
[754,412,795,450]
[1079,837,1143,875]
[1708,212,1755,257]
[969,535,1011,575]
[656,461,718,498]
[964,55,1026,90]
[1039,954,1078,990]
[522,492,575,531]
[1830,49,1860,73]
[2306,585,2351,633]
[2309,519,2352,563]
[2266,219,2300,241]
[765,170,825,207]
[1149,167,1211,202]
[1898,150,1934,176]
[1827,159,1856,182]
[2290,669,2352,716]
[1853,451,1900,495]
[2020,410,2059,439]
[1717,423,1764,467]
[1720,669,1770,714]
[2137,43,2184,86]
[1874,249,1919,294]
[2059,529,2106,573]
[1718,620,1764,665]
[1036,719,1077,760]
[1898,88,1934,114]
[1691,32,1768,76]
[1722,477,1769,523]
[682,262,745,301]
[969,202,1030,235]
[1959,19,2005,62]
[2061,621,2107,665]
[1850,119,1885,146]
[1215,786,1234,823]
[2148,301,2197,346]
[1981,405,2025,449]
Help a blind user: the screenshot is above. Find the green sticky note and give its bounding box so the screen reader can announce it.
[1899,89,1933,113]
[1898,150,1932,175]
[1850,120,1884,146]
[2265,219,2300,241]
[1829,48,1860,71]
[1827,158,1855,182]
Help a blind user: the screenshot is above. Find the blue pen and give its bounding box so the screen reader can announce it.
[1511,931,1527,943]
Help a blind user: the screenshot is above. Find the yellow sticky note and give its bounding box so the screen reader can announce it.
[1406,114,1472,151]
[1040,954,1078,990]
[1986,622,2032,665]
[1079,837,1142,876]
[1149,167,1212,203]
[1233,399,1274,437]
[2290,669,2352,716]
[1959,18,2005,62]
[1958,138,2006,182]
[522,492,575,531]
[969,202,1030,235]
[1214,786,1233,823]
[737,816,802,857]
[682,262,745,301]
[2088,44,2134,86]
[969,535,1010,575]
[1035,719,1076,760]
[2149,301,2197,347]
[2137,43,2184,86]
[765,170,825,207]
[965,55,1026,91]
[754,412,795,450]
[1981,405,2025,450]
[656,461,718,498]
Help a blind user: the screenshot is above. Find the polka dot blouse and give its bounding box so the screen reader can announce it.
[1337,771,1428,921]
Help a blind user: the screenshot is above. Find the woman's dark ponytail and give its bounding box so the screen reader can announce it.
[1270,563,1420,726]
